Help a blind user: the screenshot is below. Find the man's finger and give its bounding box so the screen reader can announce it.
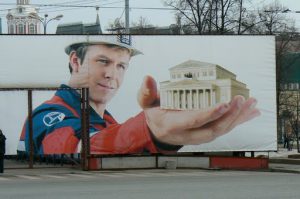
[201,95,245,137]
[137,75,159,109]
[231,97,261,126]
[161,102,230,131]
[207,97,260,139]
[182,97,249,145]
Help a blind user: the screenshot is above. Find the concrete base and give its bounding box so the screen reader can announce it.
[88,156,211,170]
[210,157,269,170]
[157,156,210,169]
[89,156,157,170]
[87,155,268,170]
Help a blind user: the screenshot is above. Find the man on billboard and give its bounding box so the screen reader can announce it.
[18,35,260,155]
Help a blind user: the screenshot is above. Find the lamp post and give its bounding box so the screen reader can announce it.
[29,13,63,34]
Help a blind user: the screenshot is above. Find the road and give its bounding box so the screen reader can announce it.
[0,170,299,199]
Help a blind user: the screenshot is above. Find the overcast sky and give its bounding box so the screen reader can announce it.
[0,0,300,33]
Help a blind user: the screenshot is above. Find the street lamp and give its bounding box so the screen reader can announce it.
[29,13,63,34]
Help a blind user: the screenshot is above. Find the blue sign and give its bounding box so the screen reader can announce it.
[117,35,131,46]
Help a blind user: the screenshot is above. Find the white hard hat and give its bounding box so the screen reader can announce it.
[65,35,142,56]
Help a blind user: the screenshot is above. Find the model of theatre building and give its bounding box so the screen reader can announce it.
[160,60,249,110]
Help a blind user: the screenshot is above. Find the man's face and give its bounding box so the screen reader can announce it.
[78,45,131,105]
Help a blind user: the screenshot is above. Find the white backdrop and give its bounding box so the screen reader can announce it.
[0,35,276,154]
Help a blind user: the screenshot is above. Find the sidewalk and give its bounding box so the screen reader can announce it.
[1,158,83,176]
[259,148,300,173]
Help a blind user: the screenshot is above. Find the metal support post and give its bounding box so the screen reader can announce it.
[28,90,34,169]
[125,0,130,34]
[81,88,90,170]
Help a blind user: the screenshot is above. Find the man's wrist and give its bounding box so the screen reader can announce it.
[149,130,183,152]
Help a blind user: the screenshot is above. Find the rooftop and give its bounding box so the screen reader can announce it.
[170,60,216,70]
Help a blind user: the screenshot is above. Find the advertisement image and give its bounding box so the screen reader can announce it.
[0,35,276,155]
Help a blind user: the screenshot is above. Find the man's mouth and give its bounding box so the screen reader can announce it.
[97,83,114,90]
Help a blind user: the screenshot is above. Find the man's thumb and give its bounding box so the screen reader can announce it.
[137,75,159,109]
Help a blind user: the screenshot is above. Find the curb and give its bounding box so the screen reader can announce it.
[269,158,300,165]
[268,168,300,174]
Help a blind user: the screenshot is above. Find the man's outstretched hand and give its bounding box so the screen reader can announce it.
[137,75,261,146]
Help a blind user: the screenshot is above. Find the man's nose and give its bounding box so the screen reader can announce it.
[104,64,118,79]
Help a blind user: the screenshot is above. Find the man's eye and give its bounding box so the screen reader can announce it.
[98,59,109,64]
[118,64,126,69]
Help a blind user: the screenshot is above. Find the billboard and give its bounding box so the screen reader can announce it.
[0,35,276,155]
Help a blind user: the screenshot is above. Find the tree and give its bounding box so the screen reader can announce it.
[107,18,125,34]
[233,0,265,35]
[164,0,212,34]
[279,87,300,152]
[107,16,153,34]
[130,16,154,34]
[214,0,237,34]
[163,0,298,35]
[169,13,183,34]
[277,44,300,147]
[164,0,249,34]
[257,1,292,35]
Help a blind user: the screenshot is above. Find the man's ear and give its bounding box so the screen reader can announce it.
[69,51,81,72]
